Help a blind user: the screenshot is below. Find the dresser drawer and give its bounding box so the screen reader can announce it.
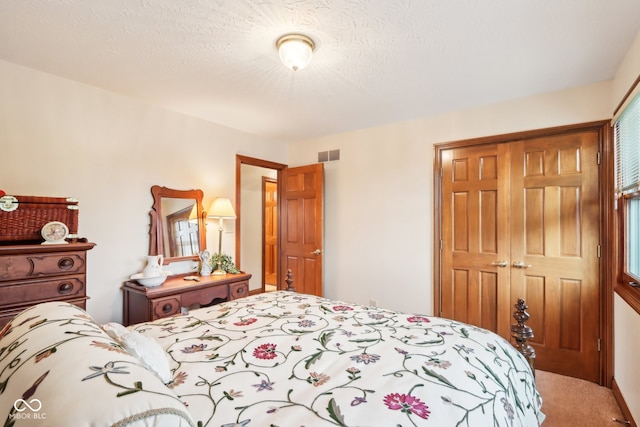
[151,296,182,319]
[0,275,86,307]
[229,281,249,300]
[0,251,87,281]
[181,285,228,307]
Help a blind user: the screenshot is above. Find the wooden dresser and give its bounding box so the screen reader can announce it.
[122,272,251,326]
[0,241,96,327]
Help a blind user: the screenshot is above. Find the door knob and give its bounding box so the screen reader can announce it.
[491,260,508,268]
[310,249,322,255]
[513,261,532,269]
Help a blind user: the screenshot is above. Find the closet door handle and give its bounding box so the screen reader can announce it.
[513,261,532,269]
[491,261,508,268]
[310,249,322,255]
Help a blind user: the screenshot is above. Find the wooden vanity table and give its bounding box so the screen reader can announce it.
[124,185,250,325]
[122,272,251,325]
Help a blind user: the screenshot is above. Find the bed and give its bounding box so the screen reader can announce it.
[0,287,543,426]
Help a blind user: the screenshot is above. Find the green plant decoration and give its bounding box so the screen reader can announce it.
[209,252,240,274]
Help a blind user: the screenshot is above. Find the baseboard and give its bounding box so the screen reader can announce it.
[612,377,638,427]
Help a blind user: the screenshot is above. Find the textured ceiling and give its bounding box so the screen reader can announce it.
[1,0,639,142]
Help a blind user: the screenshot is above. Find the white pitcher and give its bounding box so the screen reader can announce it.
[142,255,164,277]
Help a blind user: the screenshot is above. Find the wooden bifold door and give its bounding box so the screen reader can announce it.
[437,123,604,383]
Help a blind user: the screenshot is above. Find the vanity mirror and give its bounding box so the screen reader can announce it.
[149,185,206,264]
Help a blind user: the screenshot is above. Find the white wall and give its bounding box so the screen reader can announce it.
[289,82,611,316]
[614,295,640,422]
[611,30,640,424]
[0,59,287,324]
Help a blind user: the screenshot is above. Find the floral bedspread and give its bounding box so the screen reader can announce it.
[132,291,543,426]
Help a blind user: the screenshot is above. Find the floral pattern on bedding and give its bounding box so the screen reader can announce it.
[0,302,194,427]
[132,291,543,426]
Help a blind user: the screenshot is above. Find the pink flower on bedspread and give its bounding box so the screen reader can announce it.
[234,318,257,326]
[384,393,431,419]
[168,371,188,389]
[253,343,277,359]
[425,359,452,369]
[307,372,330,387]
[333,305,353,312]
[407,316,430,324]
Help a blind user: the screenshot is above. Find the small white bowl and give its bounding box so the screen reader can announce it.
[130,271,171,287]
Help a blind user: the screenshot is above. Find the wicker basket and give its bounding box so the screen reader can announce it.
[0,195,79,242]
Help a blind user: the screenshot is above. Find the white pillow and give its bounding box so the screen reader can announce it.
[102,322,172,383]
[102,321,129,340]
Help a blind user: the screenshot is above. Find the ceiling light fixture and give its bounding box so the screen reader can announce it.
[276,34,315,71]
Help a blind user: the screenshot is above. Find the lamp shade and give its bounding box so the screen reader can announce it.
[207,198,236,219]
[276,34,314,71]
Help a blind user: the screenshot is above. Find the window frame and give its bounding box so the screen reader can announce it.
[614,84,640,314]
[616,191,640,313]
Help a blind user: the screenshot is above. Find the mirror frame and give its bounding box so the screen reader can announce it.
[149,185,206,265]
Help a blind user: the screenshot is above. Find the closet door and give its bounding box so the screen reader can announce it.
[510,133,600,382]
[439,128,601,383]
[440,143,513,338]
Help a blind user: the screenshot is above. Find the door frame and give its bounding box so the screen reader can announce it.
[236,155,287,294]
[433,120,614,386]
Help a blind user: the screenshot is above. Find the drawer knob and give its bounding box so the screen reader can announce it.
[162,303,173,313]
[58,282,73,293]
[236,287,245,294]
[58,257,74,270]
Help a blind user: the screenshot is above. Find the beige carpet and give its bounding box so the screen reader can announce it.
[535,370,627,426]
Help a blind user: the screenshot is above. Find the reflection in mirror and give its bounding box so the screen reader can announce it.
[161,197,198,258]
[149,185,206,264]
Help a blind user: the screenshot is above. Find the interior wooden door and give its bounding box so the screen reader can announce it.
[263,178,278,285]
[510,132,600,383]
[280,163,324,296]
[440,143,513,338]
[439,128,601,383]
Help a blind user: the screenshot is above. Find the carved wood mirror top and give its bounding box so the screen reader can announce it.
[149,185,206,265]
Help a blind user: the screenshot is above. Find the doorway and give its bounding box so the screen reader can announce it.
[236,155,286,294]
[236,155,325,296]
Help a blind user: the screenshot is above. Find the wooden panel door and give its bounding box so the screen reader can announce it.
[440,128,601,382]
[263,178,278,285]
[510,133,600,382]
[280,163,324,296]
[441,143,513,338]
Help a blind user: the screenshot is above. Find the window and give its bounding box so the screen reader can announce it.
[615,90,640,288]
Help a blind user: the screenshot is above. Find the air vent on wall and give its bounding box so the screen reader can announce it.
[318,149,340,162]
